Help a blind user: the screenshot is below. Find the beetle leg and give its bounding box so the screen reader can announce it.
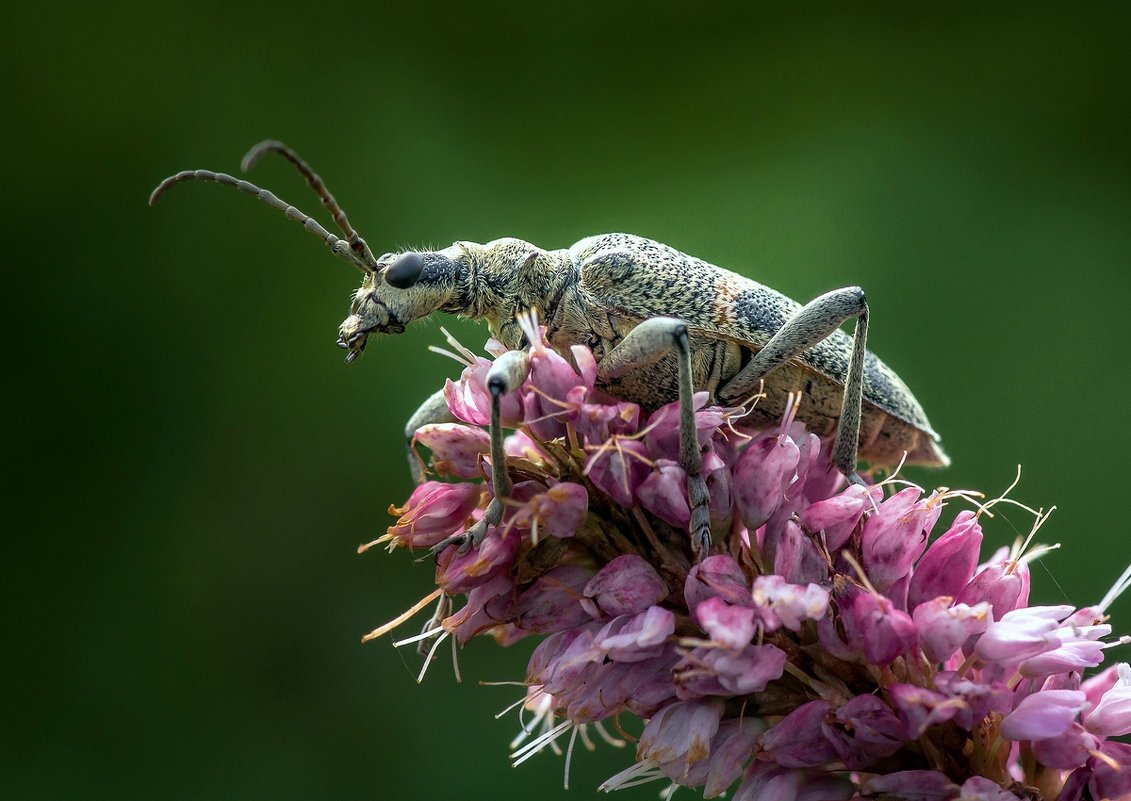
[404,388,457,484]
[597,317,712,560]
[718,287,869,477]
[431,350,529,555]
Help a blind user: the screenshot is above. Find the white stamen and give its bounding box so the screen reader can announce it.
[516,310,544,354]
[496,696,527,721]
[599,760,663,792]
[1089,747,1122,771]
[578,725,597,752]
[357,531,395,553]
[1098,562,1131,614]
[974,465,1024,519]
[393,627,446,648]
[427,345,466,365]
[593,720,627,748]
[779,391,801,434]
[450,633,462,683]
[725,379,766,429]
[511,719,572,765]
[562,724,579,789]
[416,630,449,683]
[1012,506,1059,564]
[873,450,911,490]
[437,326,479,366]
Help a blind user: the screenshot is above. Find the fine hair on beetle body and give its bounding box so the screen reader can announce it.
[150,140,948,561]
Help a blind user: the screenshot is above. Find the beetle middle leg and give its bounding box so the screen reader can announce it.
[430,350,529,555]
[718,286,869,478]
[596,317,712,560]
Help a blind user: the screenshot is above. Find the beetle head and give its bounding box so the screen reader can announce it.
[337,246,467,362]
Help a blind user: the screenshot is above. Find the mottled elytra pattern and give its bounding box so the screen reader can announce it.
[561,233,945,466]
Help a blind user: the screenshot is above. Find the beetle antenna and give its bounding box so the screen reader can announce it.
[241,140,381,272]
[148,169,371,274]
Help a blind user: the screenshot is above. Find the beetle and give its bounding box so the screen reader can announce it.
[150,140,947,559]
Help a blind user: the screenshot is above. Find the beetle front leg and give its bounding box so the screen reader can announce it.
[431,350,529,555]
[718,287,869,478]
[597,317,712,560]
[404,388,457,484]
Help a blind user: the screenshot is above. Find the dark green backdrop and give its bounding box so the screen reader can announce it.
[6,3,1130,799]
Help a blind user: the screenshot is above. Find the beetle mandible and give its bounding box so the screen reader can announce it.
[150,140,948,560]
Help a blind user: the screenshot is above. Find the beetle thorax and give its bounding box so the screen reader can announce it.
[457,238,577,348]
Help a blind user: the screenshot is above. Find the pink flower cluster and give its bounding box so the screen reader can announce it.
[365,325,1131,801]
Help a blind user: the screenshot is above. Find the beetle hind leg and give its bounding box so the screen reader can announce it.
[597,317,712,560]
[718,286,869,477]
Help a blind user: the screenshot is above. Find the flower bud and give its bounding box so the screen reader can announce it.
[521,335,593,440]
[762,699,837,767]
[841,591,917,666]
[860,487,941,592]
[637,459,691,528]
[733,430,800,532]
[584,436,650,507]
[515,564,595,634]
[674,643,787,698]
[684,555,752,614]
[644,392,718,461]
[822,695,903,770]
[907,510,983,611]
[435,527,519,594]
[595,606,676,662]
[637,700,724,776]
[581,554,669,618]
[734,762,853,801]
[703,717,766,798]
[568,385,640,445]
[764,514,828,585]
[1083,662,1131,737]
[752,575,830,632]
[511,481,589,539]
[912,598,990,664]
[412,423,491,479]
[384,481,483,550]
[442,573,516,644]
[860,771,956,801]
[957,559,1030,621]
[695,596,756,649]
[1001,689,1087,741]
[443,355,524,426]
[797,483,878,551]
[1090,741,1131,801]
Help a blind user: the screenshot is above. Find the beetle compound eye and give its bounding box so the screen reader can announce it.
[384,252,425,289]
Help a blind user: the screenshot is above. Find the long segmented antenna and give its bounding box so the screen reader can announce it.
[241,140,381,272]
[148,169,371,274]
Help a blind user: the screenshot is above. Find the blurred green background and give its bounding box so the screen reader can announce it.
[5,2,1131,799]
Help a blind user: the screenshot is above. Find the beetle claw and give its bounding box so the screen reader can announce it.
[430,531,473,557]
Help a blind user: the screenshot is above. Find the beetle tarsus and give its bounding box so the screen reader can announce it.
[688,473,713,559]
[430,497,503,556]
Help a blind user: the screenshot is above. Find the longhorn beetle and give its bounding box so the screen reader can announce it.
[150,141,948,559]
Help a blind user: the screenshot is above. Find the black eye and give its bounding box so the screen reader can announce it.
[384,252,425,289]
